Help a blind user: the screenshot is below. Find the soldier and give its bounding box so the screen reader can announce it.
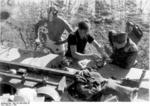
[35,6,73,55]
[108,30,138,69]
[65,21,107,61]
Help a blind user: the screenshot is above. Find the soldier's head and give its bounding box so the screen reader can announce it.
[109,30,128,49]
[47,6,58,22]
[78,20,90,37]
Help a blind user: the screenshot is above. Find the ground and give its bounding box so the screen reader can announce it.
[0,0,149,69]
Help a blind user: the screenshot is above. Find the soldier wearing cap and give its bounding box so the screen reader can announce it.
[108,30,138,69]
[35,6,73,55]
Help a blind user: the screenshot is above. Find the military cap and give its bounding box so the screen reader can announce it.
[109,30,127,44]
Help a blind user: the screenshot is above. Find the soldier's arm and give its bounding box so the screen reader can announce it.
[124,52,138,69]
[70,45,94,60]
[34,20,45,38]
[92,40,109,59]
[112,51,138,69]
[63,19,73,33]
[124,42,138,69]
[55,19,73,45]
[35,21,40,37]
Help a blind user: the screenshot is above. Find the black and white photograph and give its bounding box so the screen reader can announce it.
[0,0,149,104]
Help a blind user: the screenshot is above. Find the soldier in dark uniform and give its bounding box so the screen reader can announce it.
[108,30,138,69]
[66,21,107,61]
